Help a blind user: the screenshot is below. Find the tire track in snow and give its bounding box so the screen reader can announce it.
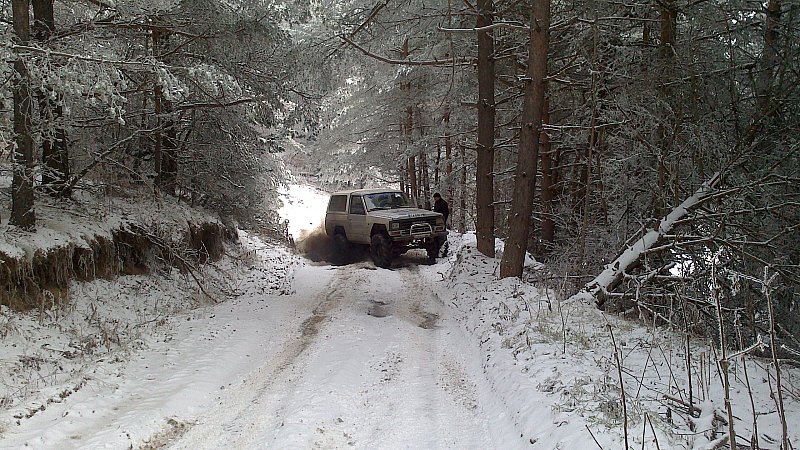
[164,269,358,449]
[168,263,496,449]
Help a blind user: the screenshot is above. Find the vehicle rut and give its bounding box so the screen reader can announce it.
[164,269,357,449]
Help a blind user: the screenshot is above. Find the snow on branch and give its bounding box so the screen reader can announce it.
[339,36,471,67]
[568,172,722,307]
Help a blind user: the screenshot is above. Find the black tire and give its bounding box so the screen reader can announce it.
[333,232,349,251]
[426,242,437,262]
[370,233,393,268]
[332,232,351,265]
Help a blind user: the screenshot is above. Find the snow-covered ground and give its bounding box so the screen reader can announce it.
[1,184,797,449]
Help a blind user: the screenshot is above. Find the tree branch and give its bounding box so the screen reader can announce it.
[339,35,471,66]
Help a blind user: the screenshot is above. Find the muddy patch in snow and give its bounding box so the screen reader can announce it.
[367,300,392,318]
[140,417,195,449]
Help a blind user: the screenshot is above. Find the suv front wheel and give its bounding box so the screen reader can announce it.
[370,233,392,268]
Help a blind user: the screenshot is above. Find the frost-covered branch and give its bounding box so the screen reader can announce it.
[339,36,471,66]
[568,173,722,307]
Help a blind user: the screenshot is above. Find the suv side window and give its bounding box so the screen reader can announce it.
[328,195,347,212]
[349,195,366,215]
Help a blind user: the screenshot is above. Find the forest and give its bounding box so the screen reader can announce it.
[1,0,798,416]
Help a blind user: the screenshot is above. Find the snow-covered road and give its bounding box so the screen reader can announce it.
[169,262,502,449]
[3,254,518,449]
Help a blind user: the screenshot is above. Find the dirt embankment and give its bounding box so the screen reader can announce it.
[0,221,233,311]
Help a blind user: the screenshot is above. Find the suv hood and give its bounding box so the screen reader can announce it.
[369,208,441,221]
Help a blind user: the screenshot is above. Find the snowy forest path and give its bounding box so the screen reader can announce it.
[167,262,498,449]
[0,254,512,449]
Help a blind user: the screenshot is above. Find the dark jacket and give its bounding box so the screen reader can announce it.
[433,198,449,224]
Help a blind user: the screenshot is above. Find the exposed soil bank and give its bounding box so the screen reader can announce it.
[1,220,232,311]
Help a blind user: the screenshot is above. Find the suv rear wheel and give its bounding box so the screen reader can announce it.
[370,233,392,268]
[332,232,351,265]
[333,232,349,250]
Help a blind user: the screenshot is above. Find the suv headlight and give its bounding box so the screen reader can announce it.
[389,222,400,230]
[436,217,445,226]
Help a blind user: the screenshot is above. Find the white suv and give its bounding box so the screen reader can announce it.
[324,189,447,268]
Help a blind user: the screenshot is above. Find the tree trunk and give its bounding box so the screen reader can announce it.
[475,0,496,257]
[539,98,555,252]
[161,104,178,196]
[33,0,71,198]
[459,143,467,234]
[399,38,418,206]
[421,149,430,205]
[153,30,164,192]
[434,143,441,186]
[444,106,454,204]
[757,0,780,113]
[152,29,179,196]
[407,156,417,205]
[400,160,407,194]
[31,0,53,38]
[499,0,550,278]
[10,0,36,230]
[654,0,677,219]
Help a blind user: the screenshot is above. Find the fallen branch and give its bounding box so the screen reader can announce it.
[567,173,721,307]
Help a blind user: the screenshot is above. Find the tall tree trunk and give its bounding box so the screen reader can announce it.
[10,0,36,229]
[153,30,164,192]
[499,0,550,278]
[459,143,467,234]
[161,102,178,196]
[153,28,178,196]
[400,38,418,206]
[33,0,71,198]
[476,0,496,257]
[539,98,555,252]
[435,143,441,186]
[421,149,430,205]
[654,0,677,219]
[400,160,407,194]
[756,0,781,115]
[31,0,52,37]
[407,156,417,205]
[444,106,454,204]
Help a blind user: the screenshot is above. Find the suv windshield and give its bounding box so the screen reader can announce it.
[364,192,413,211]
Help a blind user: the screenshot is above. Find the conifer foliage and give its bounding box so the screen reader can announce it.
[1,0,317,228]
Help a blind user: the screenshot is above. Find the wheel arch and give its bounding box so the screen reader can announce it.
[371,224,388,236]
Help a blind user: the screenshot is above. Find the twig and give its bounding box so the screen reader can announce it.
[646,413,661,450]
[585,423,605,449]
[763,267,789,450]
[712,258,737,448]
[129,224,218,303]
[608,324,630,450]
[662,394,728,425]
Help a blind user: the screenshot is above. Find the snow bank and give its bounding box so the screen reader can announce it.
[423,232,799,449]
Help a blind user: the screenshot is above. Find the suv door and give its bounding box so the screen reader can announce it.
[325,194,349,235]
[347,195,369,244]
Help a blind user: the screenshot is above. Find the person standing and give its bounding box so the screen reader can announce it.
[432,192,449,225]
[431,193,450,259]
